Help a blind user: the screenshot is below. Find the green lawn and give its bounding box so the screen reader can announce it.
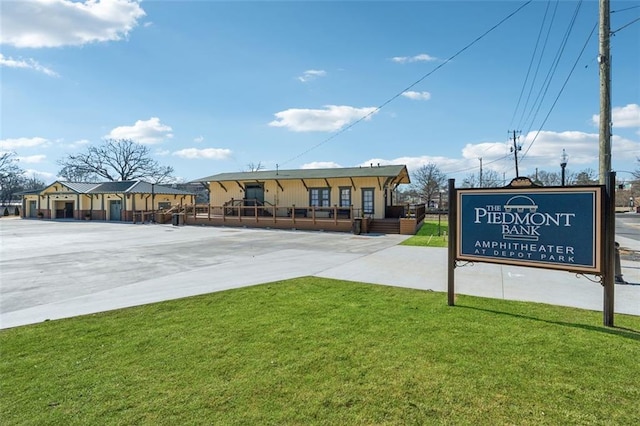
[402,220,449,247]
[1,278,639,425]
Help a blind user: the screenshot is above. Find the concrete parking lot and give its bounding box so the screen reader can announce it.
[1,218,638,329]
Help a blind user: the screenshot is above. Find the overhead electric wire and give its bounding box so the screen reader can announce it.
[611,4,640,14]
[516,0,561,131]
[279,0,533,167]
[508,0,553,129]
[442,154,512,177]
[611,16,640,35]
[519,20,597,163]
[519,0,583,138]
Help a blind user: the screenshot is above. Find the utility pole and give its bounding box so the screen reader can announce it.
[478,157,483,187]
[598,0,611,185]
[509,130,521,178]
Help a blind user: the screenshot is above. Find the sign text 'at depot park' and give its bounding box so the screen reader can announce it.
[457,187,603,274]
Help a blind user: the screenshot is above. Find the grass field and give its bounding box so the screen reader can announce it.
[1,278,638,425]
[401,220,449,247]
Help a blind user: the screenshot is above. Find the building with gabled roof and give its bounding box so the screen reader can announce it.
[190,164,423,234]
[20,180,194,221]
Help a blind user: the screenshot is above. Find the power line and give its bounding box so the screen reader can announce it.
[279,1,534,167]
[520,0,584,138]
[611,16,640,35]
[516,0,561,131]
[611,5,640,13]
[442,153,512,177]
[520,20,598,163]
[509,0,553,129]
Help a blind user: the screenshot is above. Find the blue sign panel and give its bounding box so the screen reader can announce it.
[457,187,602,273]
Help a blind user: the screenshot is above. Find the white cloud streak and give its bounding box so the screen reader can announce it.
[0,53,58,76]
[106,117,173,144]
[301,161,342,169]
[297,69,327,82]
[401,91,431,101]
[17,154,46,163]
[269,105,378,132]
[391,53,438,64]
[592,103,640,128]
[1,0,146,48]
[173,148,232,160]
[0,137,50,150]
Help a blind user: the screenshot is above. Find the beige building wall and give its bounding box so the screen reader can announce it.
[208,176,391,219]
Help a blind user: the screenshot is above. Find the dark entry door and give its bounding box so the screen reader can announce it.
[29,201,37,218]
[109,200,122,221]
[244,183,264,206]
[64,202,74,219]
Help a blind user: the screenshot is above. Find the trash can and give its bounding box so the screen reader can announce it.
[352,218,362,235]
[172,213,179,226]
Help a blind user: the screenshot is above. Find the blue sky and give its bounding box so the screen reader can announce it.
[1,0,639,185]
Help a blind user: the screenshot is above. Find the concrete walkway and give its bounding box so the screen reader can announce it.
[1,218,638,329]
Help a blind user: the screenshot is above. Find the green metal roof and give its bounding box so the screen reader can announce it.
[23,180,194,196]
[192,165,410,184]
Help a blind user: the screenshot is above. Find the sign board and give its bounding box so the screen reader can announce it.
[456,186,602,274]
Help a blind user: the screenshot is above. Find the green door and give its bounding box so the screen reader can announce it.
[244,184,264,206]
[109,200,122,221]
[29,201,37,218]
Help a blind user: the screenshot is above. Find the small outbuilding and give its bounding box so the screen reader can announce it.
[20,180,195,222]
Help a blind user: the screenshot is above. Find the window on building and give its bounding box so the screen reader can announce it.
[339,187,351,207]
[362,188,374,215]
[310,188,330,207]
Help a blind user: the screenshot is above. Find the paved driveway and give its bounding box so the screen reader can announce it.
[0,219,408,328]
[1,218,638,329]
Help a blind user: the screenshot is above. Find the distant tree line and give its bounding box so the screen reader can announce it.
[396,159,640,208]
[0,152,46,205]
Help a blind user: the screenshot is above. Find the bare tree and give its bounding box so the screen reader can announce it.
[246,161,265,172]
[0,152,21,181]
[58,164,100,182]
[574,168,598,185]
[0,153,46,204]
[461,170,503,188]
[528,170,561,186]
[411,163,447,204]
[57,139,174,183]
[0,153,24,204]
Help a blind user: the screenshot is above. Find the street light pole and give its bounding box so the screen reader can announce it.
[560,149,568,186]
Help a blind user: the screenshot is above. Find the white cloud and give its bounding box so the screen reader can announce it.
[461,130,639,171]
[1,0,146,48]
[172,148,232,160]
[0,53,58,76]
[0,137,50,150]
[401,91,431,101]
[269,105,378,132]
[301,161,342,169]
[106,117,173,144]
[26,169,56,182]
[194,135,204,143]
[297,69,327,82]
[592,104,640,128]
[155,149,170,156]
[391,53,438,64]
[360,156,459,175]
[17,154,46,163]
